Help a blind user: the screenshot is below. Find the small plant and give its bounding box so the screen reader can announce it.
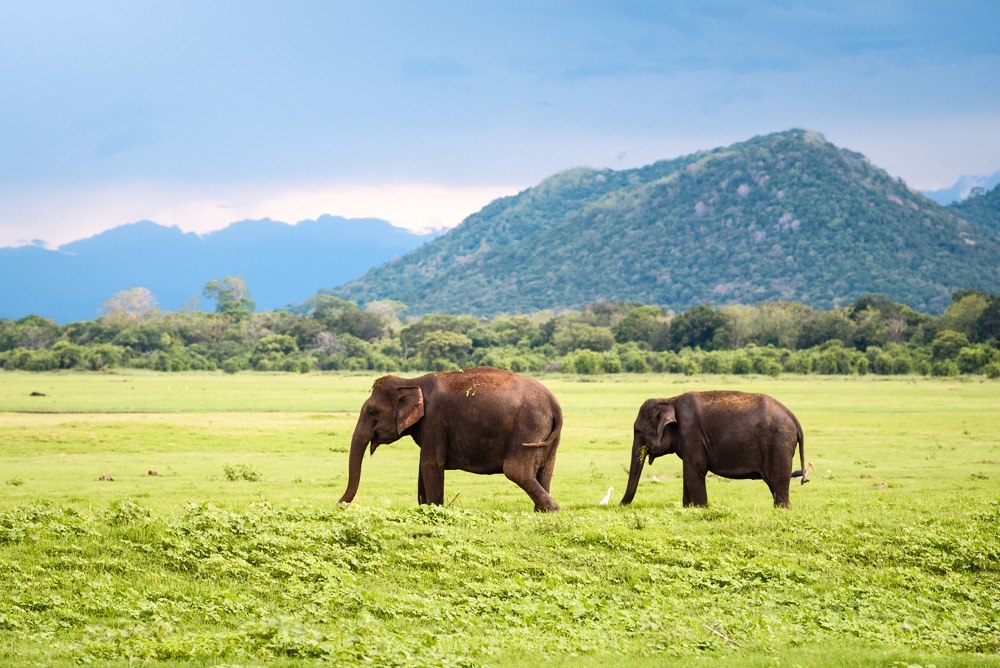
[224,463,262,482]
[5,477,24,486]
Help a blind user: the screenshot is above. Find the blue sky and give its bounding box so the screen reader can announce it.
[2,1,999,247]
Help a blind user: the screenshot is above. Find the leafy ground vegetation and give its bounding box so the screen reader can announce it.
[3,286,1000,380]
[1,371,998,667]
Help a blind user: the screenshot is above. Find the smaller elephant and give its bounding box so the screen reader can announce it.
[620,391,806,508]
[337,367,563,511]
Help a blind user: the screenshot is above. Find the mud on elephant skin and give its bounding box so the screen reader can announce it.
[337,366,563,512]
[620,390,806,508]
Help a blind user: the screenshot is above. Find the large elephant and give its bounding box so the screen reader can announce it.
[620,391,805,508]
[337,366,562,511]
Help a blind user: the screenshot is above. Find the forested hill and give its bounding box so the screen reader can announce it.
[948,182,1000,234]
[332,129,1000,316]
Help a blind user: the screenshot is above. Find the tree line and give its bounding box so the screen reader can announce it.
[2,276,999,378]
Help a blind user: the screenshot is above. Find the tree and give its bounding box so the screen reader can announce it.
[668,304,725,351]
[418,331,472,366]
[551,322,615,354]
[931,330,970,361]
[717,304,756,349]
[13,314,60,351]
[975,295,1000,343]
[612,305,667,345]
[203,276,256,318]
[309,295,358,327]
[940,292,989,340]
[796,310,856,349]
[335,309,387,342]
[99,287,158,322]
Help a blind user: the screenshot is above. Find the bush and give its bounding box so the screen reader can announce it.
[682,359,700,375]
[620,351,649,373]
[221,358,245,374]
[930,360,960,377]
[983,362,1000,379]
[891,356,913,375]
[731,355,752,375]
[956,344,1000,374]
[568,349,601,375]
[224,463,262,481]
[649,352,685,373]
[699,352,730,374]
[600,353,622,373]
[855,357,869,375]
[52,341,85,369]
[87,344,126,370]
[757,358,782,377]
[873,354,893,375]
[782,352,811,374]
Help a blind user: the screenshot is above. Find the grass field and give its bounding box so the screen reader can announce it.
[1,370,998,667]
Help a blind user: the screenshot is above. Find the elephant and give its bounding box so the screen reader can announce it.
[337,366,563,512]
[620,390,806,508]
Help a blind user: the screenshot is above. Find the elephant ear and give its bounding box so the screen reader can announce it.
[395,386,424,434]
[654,402,677,446]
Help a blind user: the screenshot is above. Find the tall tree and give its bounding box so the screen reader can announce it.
[203,276,256,318]
[99,287,158,322]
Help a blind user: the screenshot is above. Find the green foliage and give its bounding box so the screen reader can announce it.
[203,275,256,318]
[669,304,725,351]
[223,463,262,481]
[4,292,1000,378]
[932,330,971,360]
[948,182,1000,234]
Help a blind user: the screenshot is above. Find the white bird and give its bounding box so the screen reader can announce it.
[599,486,615,505]
[652,475,661,483]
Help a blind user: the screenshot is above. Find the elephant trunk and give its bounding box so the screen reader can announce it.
[620,432,646,505]
[337,416,372,506]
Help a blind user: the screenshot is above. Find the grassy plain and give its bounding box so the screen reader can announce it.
[1,370,998,666]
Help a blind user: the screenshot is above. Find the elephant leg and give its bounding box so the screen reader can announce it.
[418,449,445,505]
[683,465,708,507]
[766,475,791,509]
[504,456,560,512]
[536,451,557,493]
[417,468,427,505]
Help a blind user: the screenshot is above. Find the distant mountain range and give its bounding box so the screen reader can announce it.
[332,129,1000,316]
[922,171,1000,206]
[0,216,436,323]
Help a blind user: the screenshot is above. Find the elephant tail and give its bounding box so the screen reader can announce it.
[522,412,563,449]
[790,415,809,485]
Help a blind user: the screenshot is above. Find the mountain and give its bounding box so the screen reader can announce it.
[0,216,436,323]
[332,129,1000,316]
[947,183,1000,235]
[923,171,1000,205]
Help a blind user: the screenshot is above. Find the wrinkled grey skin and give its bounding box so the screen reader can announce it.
[338,366,562,512]
[620,390,805,508]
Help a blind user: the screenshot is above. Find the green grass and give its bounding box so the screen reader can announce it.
[1,370,999,666]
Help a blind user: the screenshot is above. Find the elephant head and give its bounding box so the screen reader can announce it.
[338,376,425,506]
[620,399,676,505]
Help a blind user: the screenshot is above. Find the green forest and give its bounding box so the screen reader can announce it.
[3,275,999,379]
